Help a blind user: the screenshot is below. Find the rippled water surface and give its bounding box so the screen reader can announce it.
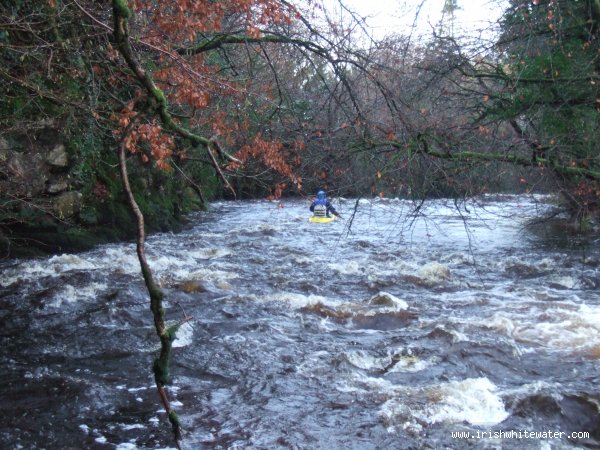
[2,196,600,449]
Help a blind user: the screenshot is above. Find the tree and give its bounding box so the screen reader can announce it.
[491,0,600,221]
[440,0,462,37]
[335,0,599,222]
[1,0,367,446]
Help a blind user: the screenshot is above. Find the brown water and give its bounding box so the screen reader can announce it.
[1,195,599,449]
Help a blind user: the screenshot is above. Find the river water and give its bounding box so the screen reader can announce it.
[1,195,600,449]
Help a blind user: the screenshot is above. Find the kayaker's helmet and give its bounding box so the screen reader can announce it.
[317,190,326,200]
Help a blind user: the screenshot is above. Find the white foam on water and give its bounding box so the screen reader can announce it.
[548,275,579,289]
[0,253,99,287]
[115,443,137,450]
[229,222,281,235]
[423,378,508,425]
[512,303,600,351]
[98,247,141,275]
[178,267,239,284]
[486,313,519,337]
[119,424,145,430]
[262,292,338,309]
[424,322,470,343]
[480,302,600,353]
[96,245,232,282]
[501,380,564,399]
[171,321,194,348]
[360,258,452,287]
[336,373,395,394]
[126,386,150,393]
[48,281,108,308]
[185,247,232,260]
[147,248,232,276]
[386,355,438,373]
[328,260,365,275]
[316,317,337,332]
[344,350,391,371]
[343,349,434,373]
[419,262,451,285]
[296,350,337,378]
[439,252,473,266]
[381,377,508,430]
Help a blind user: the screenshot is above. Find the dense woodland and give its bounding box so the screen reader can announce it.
[1,1,598,447]
[1,0,599,257]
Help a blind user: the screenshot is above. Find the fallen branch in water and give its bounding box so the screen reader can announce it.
[117,121,186,450]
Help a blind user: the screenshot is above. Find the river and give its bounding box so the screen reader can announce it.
[1,195,600,449]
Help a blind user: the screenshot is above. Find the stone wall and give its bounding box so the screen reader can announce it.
[0,129,82,221]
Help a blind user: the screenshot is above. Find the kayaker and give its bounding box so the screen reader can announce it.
[310,190,341,218]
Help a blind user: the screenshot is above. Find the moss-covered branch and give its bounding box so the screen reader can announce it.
[376,137,600,181]
[115,82,183,450]
[179,32,331,60]
[111,0,239,186]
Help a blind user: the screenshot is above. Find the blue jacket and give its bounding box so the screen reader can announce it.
[310,197,339,217]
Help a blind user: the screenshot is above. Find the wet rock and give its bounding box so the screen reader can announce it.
[0,136,9,151]
[46,178,69,194]
[178,280,210,293]
[53,191,82,218]
[300,302,351,319]
[7,153,26,178]
[425,326,458,342]
[2,151,47,196]
[559,395,600,441]
[300,301,416,330]
[401,263,451,288]
[584,257,600,267]
[510,393,600,443]
[368,291,408,309]
[548,276,578,290]
[504,261,550,279]
[401,274,429,286]
[46,143,68,167]
[352,311,416,330]
[581,276,599,289]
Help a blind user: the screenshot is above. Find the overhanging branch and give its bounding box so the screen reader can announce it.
[111,0,239,192]
[376,137,600,181]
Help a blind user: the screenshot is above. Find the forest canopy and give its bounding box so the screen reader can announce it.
[1,0,599,257]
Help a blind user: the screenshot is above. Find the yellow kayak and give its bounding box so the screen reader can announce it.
[309,215,336,223]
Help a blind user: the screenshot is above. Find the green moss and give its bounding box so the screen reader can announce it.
[168,410,181,440]
[165,323,181,341]
[152,87,167,106]
[578,215,594,233]
[113,0,131,19]
[153,357,170,386]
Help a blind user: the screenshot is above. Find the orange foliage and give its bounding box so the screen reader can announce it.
[116,104,175,172]
[115,0,304,185]
[228,134,302,191]
[266,183,287,200]
[131,0,294,44]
